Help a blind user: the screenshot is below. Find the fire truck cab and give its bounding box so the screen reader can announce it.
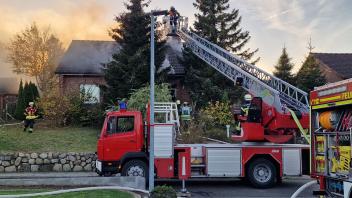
[96,102,309,188]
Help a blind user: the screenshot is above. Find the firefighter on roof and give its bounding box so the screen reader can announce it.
[24,102,38,133]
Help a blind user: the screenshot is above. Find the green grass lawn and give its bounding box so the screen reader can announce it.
[0,189,47,195]
[0,189,133,198]
[0,124,100,152]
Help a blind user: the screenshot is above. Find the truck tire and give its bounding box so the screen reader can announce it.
[121,160,148,178]
[247,158,276,188]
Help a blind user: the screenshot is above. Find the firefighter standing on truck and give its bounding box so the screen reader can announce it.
[24,102,37,133]
[235,94,252,132]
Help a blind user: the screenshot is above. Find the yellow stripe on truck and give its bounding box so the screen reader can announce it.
[312,99,352,110]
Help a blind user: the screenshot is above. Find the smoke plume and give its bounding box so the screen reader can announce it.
[0,0,114,78]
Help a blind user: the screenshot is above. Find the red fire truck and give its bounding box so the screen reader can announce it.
[311,78,352,197]
[96,102,309,188]
[95,16,310,188]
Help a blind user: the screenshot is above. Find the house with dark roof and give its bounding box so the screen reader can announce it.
[56,38,190,104]
[162,37,190,102]
[56,40,120,103]
[311,53,352,83]
[0,77,18,120]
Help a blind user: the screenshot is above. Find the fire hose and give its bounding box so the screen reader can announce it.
[0,186,149,198]
[290,180,317,198]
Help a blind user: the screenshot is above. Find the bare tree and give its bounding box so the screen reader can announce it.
[307,37,315,53]
[7,23,64,94]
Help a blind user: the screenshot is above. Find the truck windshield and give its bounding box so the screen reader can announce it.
[107,116,135,134]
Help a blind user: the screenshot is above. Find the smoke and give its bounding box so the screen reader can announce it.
[0,0,114,78]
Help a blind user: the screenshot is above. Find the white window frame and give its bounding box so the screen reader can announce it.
[79,84,100,104]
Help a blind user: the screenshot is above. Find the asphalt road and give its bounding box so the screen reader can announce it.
[158,176,319,198]
[0,173,319,197]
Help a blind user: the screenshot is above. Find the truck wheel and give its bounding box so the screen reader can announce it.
[247,158,276,188]
[121,160,148,178]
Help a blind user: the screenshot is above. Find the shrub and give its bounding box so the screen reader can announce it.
[200,101,233,128]
[66,93,103,127]
[36,88,71,126]
[127,83,172,116]
[151,185,177,198]
[196,101,234,142]
[37,88,104,127]
[178,121,205,144]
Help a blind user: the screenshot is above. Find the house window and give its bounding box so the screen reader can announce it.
[80,84,100,104]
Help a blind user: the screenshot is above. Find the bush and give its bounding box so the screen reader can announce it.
[178,121,205,144]
[64,90,104,127]
[200,101,233,128]
[151,185,177,198]
[37,88,104,127]
[196,101,234,142]
[36,88,71,126]
[128,83,172,116]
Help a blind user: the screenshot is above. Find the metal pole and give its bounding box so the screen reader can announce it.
[226,125,230,138]
[149,14,155,191]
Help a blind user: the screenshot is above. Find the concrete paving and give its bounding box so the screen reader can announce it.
[0,172,145,190]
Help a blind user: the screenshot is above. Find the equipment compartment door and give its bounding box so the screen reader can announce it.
[206,148,241,177]
[283,149,301,176]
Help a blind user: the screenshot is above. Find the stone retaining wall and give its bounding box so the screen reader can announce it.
[0,152,97,173]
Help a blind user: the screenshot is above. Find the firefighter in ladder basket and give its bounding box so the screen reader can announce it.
[168,6,180,35]
[234,94,252,134]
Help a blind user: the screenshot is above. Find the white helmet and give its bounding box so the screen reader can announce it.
[29,102,34,106]
[244,94,252,101]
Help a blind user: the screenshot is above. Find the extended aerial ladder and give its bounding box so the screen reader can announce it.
[163,16,310,143]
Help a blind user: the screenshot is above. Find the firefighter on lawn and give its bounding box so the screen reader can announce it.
[24,102,38,133]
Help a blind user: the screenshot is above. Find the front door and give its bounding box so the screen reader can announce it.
[103,115,137,161]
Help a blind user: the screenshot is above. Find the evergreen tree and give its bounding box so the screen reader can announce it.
[182,0,259,109]
[28,82,39,101]
[14,81,40,120]
[22,82,32,108]
[273,47,294,84]
[104,0,166,101]
[14,80,25,120]
[296,54,326,93]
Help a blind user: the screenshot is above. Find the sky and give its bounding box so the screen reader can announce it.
[0,0,351,78]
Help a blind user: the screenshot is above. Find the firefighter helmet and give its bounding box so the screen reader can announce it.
[244,94,252,101]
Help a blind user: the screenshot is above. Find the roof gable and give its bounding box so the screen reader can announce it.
[56,40,120,75]
[312,53,352,79]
